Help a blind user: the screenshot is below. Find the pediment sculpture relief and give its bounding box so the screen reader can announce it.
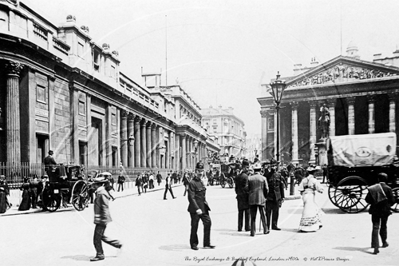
[289,63,397,88]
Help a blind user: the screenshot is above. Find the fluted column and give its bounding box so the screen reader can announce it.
[128,113,135,167]
[388,93,396,133]
[146,121,151,168]
[151,124,156,168]
[367,95,375,134]
[309,102,317,164]
[181,134,186,170]
[327,99,336,137]
[134,117,141,168]
[120,111,128,167]
[165,130,170,169]
[6,61,24,165]
[347,97,356,135]
[156,126,161,168]
[291,102,299,164]
[141,119,146,168]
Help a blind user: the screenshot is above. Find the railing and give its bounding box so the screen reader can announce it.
[1,162,174,189]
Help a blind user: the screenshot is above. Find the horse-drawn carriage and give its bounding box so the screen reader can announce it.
[207,162,236,188]
[326,132,399,213]
[41,164,86,212]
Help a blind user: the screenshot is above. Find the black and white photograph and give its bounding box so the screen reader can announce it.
[1,0,399,265]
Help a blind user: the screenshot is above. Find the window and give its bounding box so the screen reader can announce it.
[36,85,47,103]
[93,50,100,71]
[111,113,116,125]
[78,42,84,57]
[78,101,85,115]
[110,65,116,78]
[268,115,275,131]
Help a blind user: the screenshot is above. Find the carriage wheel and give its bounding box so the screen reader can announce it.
[328,186,340,207]
[43,193,61,212]
[228,178,234,188]
[71,180,90,211]
[391,187,399,212]
[220,174,226,188]
[332,176,369,213]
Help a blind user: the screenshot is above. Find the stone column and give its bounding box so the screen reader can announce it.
[6,61,24,165]
[309,102,317,164]
[156,126,160,168]
[327,99,336,137]
[151,124,156,168]
[347,97,356,135]
[181,134,186,170]
[175,134,180,171]
[260,110,268,161]
[146,121,152,168]
[120,111,128,167]
[165,130,170,169]
[127,113,134,168]
[388,93,396,133]
[134,116,141,168]
[367,95,375,134]
[290,101,299,165]
[141,119,147,168]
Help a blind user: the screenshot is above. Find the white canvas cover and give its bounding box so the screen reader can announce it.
[329,132,396,167]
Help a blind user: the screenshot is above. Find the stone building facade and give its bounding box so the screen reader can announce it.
[201,106,246,158]
[258,45,399,166]
[0,1,219,179]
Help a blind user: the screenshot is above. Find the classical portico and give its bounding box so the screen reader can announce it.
[259,55,399,166]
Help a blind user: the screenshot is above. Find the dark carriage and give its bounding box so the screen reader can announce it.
[326,132,399,213]
[41,164,86,212]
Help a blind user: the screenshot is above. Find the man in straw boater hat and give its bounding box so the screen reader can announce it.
[187,161,215,250]
[248,162,269,236]
[90,176,122,262]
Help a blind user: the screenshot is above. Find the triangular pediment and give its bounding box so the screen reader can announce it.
[286,56,399,89]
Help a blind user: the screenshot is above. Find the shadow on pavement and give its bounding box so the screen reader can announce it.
[333,246,370,254]
[159,244,188,251]
[214,228,251,237]
[61,254,91,261]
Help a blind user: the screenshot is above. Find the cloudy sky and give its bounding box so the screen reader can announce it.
[24,0,399,137]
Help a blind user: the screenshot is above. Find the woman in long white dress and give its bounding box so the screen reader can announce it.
[298,166,324,232]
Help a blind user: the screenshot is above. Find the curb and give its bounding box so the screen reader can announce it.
[1,183,183,217]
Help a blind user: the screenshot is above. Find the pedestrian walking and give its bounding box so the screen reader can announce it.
[149,172,154,189]
[135,174,142,196]
[298,166,324,232]
[117,174,125,192]
[265,162,285,231]
[90,177,122,262]
[365,172,395,255]
[235,159,251,232]
[248,163,269,236]
[163,172,176,200]
[156,171,162,186]
[182,172,190,196]
[0,175,11,212]
[187,162,215,250]
[30,176,40,209]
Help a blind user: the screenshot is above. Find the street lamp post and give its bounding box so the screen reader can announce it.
[268,72,287,163]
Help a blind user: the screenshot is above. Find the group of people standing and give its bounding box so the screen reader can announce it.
[234,159,325,236]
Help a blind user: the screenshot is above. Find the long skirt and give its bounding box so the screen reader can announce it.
[0,191,7,213]
[18,189,31,211]
[298,190,322,232]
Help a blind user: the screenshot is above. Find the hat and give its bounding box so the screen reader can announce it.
[306,166,316,172]
[93,177,108,183]
[242,159,250,167]
[48,150,54,154]
[195,162,204,170]
[253,163,262,170]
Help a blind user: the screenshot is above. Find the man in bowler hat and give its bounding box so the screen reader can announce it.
[248,163,269,236]
[235,159,251,232]
[187,161,215,250]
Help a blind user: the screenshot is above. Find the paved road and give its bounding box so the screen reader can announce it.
[1,183,398,266]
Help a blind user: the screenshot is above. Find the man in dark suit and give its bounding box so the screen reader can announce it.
[43,150,57,178]
[265,162,285,231]
[365,172,395,255]
[235,159,251,232]
[248,163,269,236]
[187,162,215,250]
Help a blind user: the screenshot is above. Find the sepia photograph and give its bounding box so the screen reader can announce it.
[1,0,399,265]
